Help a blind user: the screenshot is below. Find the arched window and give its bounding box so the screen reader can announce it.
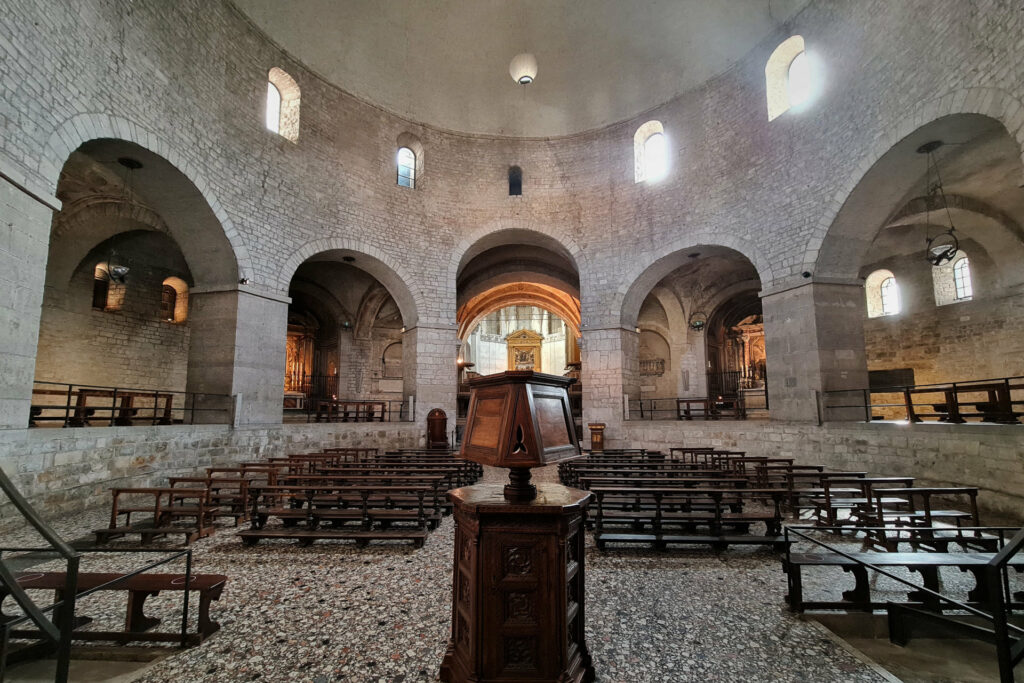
[634,120,668,183]
[509,166,523,196]
[880,277,900,316]
[395,133,424,189]
[953,257,973,300]
[265,82,282,133]
[865,269,899,318]
[266,67,300,142]
[933,254,974,305]
[161,276,189,323]
[92,265,110,310]
[765,35,816,121]
[397,147,416,188]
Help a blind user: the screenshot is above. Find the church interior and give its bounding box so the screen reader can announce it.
[1,0,1023,681]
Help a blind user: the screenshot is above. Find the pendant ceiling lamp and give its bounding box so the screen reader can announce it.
[917,140,960,267]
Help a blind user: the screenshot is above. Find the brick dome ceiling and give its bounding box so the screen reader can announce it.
[232,0,810,137]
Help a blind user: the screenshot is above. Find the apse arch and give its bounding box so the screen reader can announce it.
[41,114,252,284]
[807,89,1024,279]
[618,239,769,330]
[278,239,421,329]
[449,225,586,289]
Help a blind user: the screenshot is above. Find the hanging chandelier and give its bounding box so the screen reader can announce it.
[917,140,960,267]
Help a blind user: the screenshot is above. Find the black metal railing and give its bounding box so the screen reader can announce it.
[0,468,200,681]
[30,381,233,429]
[821,375,1024,424]
[785,524,1024,682]
[302,398,411,423]
[627,395,758,421]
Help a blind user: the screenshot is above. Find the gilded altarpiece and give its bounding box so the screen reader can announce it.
[506,329,543,372]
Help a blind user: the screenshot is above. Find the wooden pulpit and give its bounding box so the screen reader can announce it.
[440,371,595,683]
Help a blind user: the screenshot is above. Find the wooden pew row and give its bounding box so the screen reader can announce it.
[238,483,435,547]
[93,488,218,546]
[589,486,787,551]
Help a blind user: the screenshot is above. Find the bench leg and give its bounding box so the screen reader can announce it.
[841,565,871,610]
[126,590,162,632]
[785,562,804,612]
[907,567,941,609]
[198,588,222,638]
[963,566,991,604]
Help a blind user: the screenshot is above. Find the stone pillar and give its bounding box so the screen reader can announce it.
[0,172,59,429]
[675,329,707,397]
[404,323,458,424]
[762,281,869,422]
[186,286,289,425]
[580,326,638,432]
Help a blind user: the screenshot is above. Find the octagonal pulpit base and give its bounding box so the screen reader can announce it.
[439,483,595,683]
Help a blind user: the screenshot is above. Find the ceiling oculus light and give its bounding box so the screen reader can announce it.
[509,53,538,85]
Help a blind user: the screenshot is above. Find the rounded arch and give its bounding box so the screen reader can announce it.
[449,224,587,288]
[277,238,421,329]
[41,113,252,285]
[865,268,898,318]
[616,237,771,330]
[46,200,171,288]
[457,282,581,340]
[807,88,1024,279]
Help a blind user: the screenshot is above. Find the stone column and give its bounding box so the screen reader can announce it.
[186,286,289,425]
[580,326,638,432]
[675,329,707,397]
[762,281,869,422]
[0,171,59,429]
[404,323,458,424]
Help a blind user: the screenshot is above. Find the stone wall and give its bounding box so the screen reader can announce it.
[0,422,423,526]
[619,420,1024,522]
[34,231,193,393]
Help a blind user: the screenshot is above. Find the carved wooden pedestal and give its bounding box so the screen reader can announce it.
[440,483,595,683]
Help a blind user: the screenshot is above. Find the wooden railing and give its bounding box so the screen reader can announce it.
[822,375,1024,424]
[30,381,232,428]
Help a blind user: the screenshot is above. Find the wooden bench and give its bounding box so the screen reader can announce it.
[589,486,787,550]
[870,487,995,551]
[1,571,226,644]
[93,488,218,545]
[783,550,1024,612]
[168,476,251,525]
[239,484,433,547]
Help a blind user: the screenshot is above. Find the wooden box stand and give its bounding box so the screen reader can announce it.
[440,483,594,683]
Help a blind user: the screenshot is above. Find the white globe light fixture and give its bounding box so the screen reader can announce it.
[509,53,538,85]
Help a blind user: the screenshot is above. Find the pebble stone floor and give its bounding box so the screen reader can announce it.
[2,465,912,683]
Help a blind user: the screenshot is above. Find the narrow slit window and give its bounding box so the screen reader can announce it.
[397,147,416,189]
[161,285,177,321]
[643,132,669,182]
[266,82,282,134]
[787,51,812,109]
[953,258,973,300]
[509,166,522,196]
[92,275,109,310]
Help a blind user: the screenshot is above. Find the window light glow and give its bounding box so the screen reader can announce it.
[643,132,669,182]
[397,147,416,188]
[880,276,900,316]
[266,82,282,133]
[787,51,813,109]
[953,257,973,300]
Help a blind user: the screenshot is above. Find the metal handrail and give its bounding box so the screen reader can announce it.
[785,524,1024,682]
[784,524,1021,627]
